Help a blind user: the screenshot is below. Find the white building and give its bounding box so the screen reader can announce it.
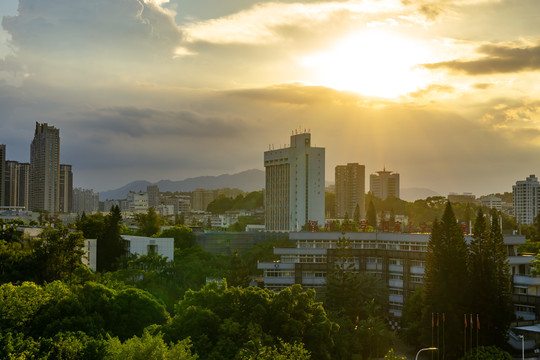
[370,168,400,200]
[480,195,502,211]
[83,235,174,272]
[513,175,540,225]
[127,191,148,214]
[258,231,528,320]
[264,131,325,231]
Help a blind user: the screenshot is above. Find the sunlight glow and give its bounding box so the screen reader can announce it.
[301,30,435,98]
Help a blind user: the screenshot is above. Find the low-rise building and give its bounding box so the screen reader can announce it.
[258,231,529,321]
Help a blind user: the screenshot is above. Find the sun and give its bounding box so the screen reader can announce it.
[301,30,434,98]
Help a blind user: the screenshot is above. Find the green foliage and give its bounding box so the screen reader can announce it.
[240,339,311,360]
[400,287,423,346]
[0,281,169,341]
[136,207,162,237]
[158,226,195,250]
[366,198,377,228]
[227,215,264,232]
[165,283,335,360]
[206,191,263,214]
[106,330,197,360]
[77,212,105,239]
[459,346,512,360]
[34,226,86,283]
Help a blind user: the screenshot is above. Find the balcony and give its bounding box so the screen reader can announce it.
[514,275,540,286]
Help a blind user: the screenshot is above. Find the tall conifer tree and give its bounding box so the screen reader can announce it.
[423,202,469,358]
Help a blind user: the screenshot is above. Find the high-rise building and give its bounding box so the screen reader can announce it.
[370,168,400,200]
[4,161,19,208]
[29,122,60,212]
[59,164,73,213]
[73,188,99,214]
[147,185,160,209]
[17,163,30,210]
[0,144,5,207]
[335,163,365,219]
[513,175,540,225]
[264,131,325,231]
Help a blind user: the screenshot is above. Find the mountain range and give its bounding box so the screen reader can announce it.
[99,169,265,200]
[99,168,439,202]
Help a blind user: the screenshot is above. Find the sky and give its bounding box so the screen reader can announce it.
[1,0,540,195]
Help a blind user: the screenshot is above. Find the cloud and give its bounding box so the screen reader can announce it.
[422,42,540,75]
[471,82,493,90]
[76,106,246,139]
[408,84,455,98]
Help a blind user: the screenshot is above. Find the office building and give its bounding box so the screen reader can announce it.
[370,168,400,200]
[513,175,540,225]
[59,164,73,213]
[335,163,365,219]
[448,192,477,204]
[480,195,502,211]
[264,131,325,231]
[17,163,30,210]
[29,122,60,212]
[0,144,5,207]
[2,161,29,210]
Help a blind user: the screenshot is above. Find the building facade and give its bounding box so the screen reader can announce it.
[73,188,100,214]
[513,175,540,225]
[258,231,526,320]
[29,122,60,212]
[2,161,30,210]
[147,185,160,209]
[0,144,5,207]
[59,164,73,213]
[370,169,400,200]
[264,132,325,231]
[335,163,365,219]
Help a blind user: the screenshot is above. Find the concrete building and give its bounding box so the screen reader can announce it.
[370,168,399,200]
[513,175,540,225]
[29,122,60,212]
[192,188,217,211]
[83,235,174,272]
[3,161,30,210]
[127,191,148,214]
[59,164,73,213]
[73,188,99,214]
[0,144,5,207]
[480,195,503,211]
[258,231,527,320]
[147,185,160,209]
[264,131,325,231]
[17,163,29,210]
[335,163,365,219]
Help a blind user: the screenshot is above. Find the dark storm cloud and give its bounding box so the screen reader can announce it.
[77,107,245,139]
[422,42,540,75]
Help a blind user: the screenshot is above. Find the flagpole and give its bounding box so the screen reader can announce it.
[464,313,467,357]
[470,313,473,354]
[442,313,445,360]
[437,313,440,360]
[476,314,479,349]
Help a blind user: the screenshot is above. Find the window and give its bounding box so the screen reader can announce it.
[147,244,158,255]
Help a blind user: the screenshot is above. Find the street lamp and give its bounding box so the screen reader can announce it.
[518,335,524,360]
[415,347,438,360]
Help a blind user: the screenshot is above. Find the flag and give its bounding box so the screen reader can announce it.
[470,314,473,328]
[477,314,480,329]
[464,314,467,328]
[437,313,439,327]
[432,313,434,328]
[443,313,445,323]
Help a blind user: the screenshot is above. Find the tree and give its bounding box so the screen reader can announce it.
[366,198,377,228]
[136,207,161,237]
[97,205,126,272]
[325,192,336,219]
[33,226,86,283]
[353,204,360,224]
[159,225,195,250]
[460,346,512,360]
[423,202,469,359]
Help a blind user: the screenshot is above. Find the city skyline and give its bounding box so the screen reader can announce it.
[1,0,540,194]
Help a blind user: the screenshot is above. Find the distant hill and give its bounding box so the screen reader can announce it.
[99,169,265,201]
[400,188,440,202]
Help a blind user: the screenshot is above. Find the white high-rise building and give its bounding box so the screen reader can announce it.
[335,163,365,219]
[264,131,325,231]
[370,168,400,200]
[513,175,540,225]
